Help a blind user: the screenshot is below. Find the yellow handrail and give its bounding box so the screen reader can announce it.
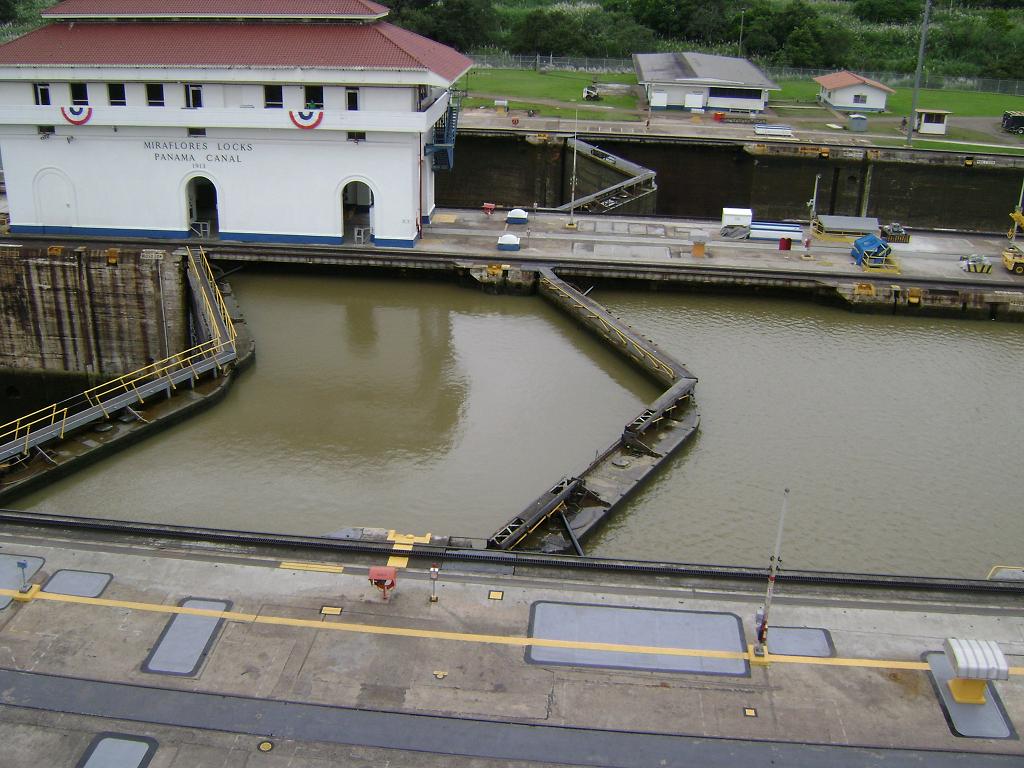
[0,247,237,454]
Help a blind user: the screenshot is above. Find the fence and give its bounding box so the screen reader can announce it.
[471,53,633,73]
[469,54,1024,97]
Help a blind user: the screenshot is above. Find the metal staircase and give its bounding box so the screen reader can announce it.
[424,90,463,171]
[0,247,236,463]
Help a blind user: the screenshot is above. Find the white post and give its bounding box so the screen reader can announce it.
[754,488,789,656]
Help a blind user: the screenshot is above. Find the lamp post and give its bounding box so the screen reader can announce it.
[906,0,933,145]
[738,10,746,56]
[568,109,579,229]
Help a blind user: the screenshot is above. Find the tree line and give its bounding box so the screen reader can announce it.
[387,0,1024,78]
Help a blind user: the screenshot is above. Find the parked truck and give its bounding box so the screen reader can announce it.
[1002,111,1024,135]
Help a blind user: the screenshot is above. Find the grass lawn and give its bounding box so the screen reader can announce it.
[459,68,639,110]
[773,79,1024,117]
[462,97,640,121]
[873,138,1024,155]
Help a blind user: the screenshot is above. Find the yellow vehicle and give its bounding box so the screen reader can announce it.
[1004,243,1024,274]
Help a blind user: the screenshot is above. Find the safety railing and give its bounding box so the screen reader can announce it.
[0,247,237,461]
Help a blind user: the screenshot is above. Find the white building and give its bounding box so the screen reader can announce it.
[813,71,894,113]
[633,52,778,113]
[0,0,472,247]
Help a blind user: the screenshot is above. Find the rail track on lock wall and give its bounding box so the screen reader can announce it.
[0,508,1022,597]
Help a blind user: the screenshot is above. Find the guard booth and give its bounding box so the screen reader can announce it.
[914,108,951,136]
[812,215,880,243]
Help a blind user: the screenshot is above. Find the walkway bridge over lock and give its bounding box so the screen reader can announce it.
[0,247,236,463]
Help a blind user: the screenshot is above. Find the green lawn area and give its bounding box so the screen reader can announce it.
[459,68,639,110]
[873,138,1024,155]
[773,79,1024,117]
[462,96,640,121]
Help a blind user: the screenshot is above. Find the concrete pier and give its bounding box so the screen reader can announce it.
[0,523,1021,766]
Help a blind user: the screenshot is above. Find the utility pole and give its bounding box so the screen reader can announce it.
[754,488,789,657]
[568,110,579,229]
[738,9,746,57]
[906,0,933,145]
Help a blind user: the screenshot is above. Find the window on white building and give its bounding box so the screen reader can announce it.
[38,125,55,136]
[70,82,89,105]
[304,85,324,109]
[853,94,867,104]
[187,127,206,137]
[347,131,366,142]
[264,84,283,108]
[108,83,126,106]
[184,84,203,109]
[33,83,50,106]
[346,88,359,111]
[146,83,165,107]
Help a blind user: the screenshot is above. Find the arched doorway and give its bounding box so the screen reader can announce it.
[186,177,219,238]
[341,180,374,244]
[34,169,77,230]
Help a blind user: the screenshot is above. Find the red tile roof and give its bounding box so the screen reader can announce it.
[44,0,390,19]
[813,70,894,94]
[0,22,472,82]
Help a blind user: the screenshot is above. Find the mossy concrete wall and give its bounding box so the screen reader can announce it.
[0,247,186,377]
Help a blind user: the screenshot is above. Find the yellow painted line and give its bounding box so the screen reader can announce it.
[279,561,344,574]
[386,556,410,569]
[0,587,1006,675]
[986,564,1024,580]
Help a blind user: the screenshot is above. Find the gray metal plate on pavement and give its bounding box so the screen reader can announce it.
[926,652,1015,739]
[527,601,748,676]
[0,554,44,609]
[76,733,158,768]
[141,598,230,676]
[768,627,835,658]
[43,570,112,598]
[0,667,1016,768]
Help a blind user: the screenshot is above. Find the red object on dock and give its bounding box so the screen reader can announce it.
[713,112,725,122]
[482,202,496,215]
[779,237,792,251]
[369,566,398,600]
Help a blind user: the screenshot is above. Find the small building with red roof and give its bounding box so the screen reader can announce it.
[813,71,895,113]
[0,0,472,246]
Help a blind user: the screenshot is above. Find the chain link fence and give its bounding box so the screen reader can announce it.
[471,53,634,73]
[469,55,1024,97]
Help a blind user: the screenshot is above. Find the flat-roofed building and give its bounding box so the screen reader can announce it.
[0,0,472,246]
[633,52,778,113]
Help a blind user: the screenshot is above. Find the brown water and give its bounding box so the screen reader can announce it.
[17,273,1024,578]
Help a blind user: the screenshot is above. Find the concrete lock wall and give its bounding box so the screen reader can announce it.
[0,247,186,376]
[0,126,422,245]
[438,135,1022,231]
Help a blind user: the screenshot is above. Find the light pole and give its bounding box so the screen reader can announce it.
[738,10,746,57]
[906,0,933,145]
[754,488,789,657]
[568,109,579,229]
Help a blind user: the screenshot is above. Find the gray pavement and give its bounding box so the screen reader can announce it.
[422,206,1023,288]
[0,527,1021,766]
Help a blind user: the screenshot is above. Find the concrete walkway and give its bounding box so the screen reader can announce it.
[0,527,1021,766]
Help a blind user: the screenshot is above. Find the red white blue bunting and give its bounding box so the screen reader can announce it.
[289,110,324,130]
[60,106,93,125]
